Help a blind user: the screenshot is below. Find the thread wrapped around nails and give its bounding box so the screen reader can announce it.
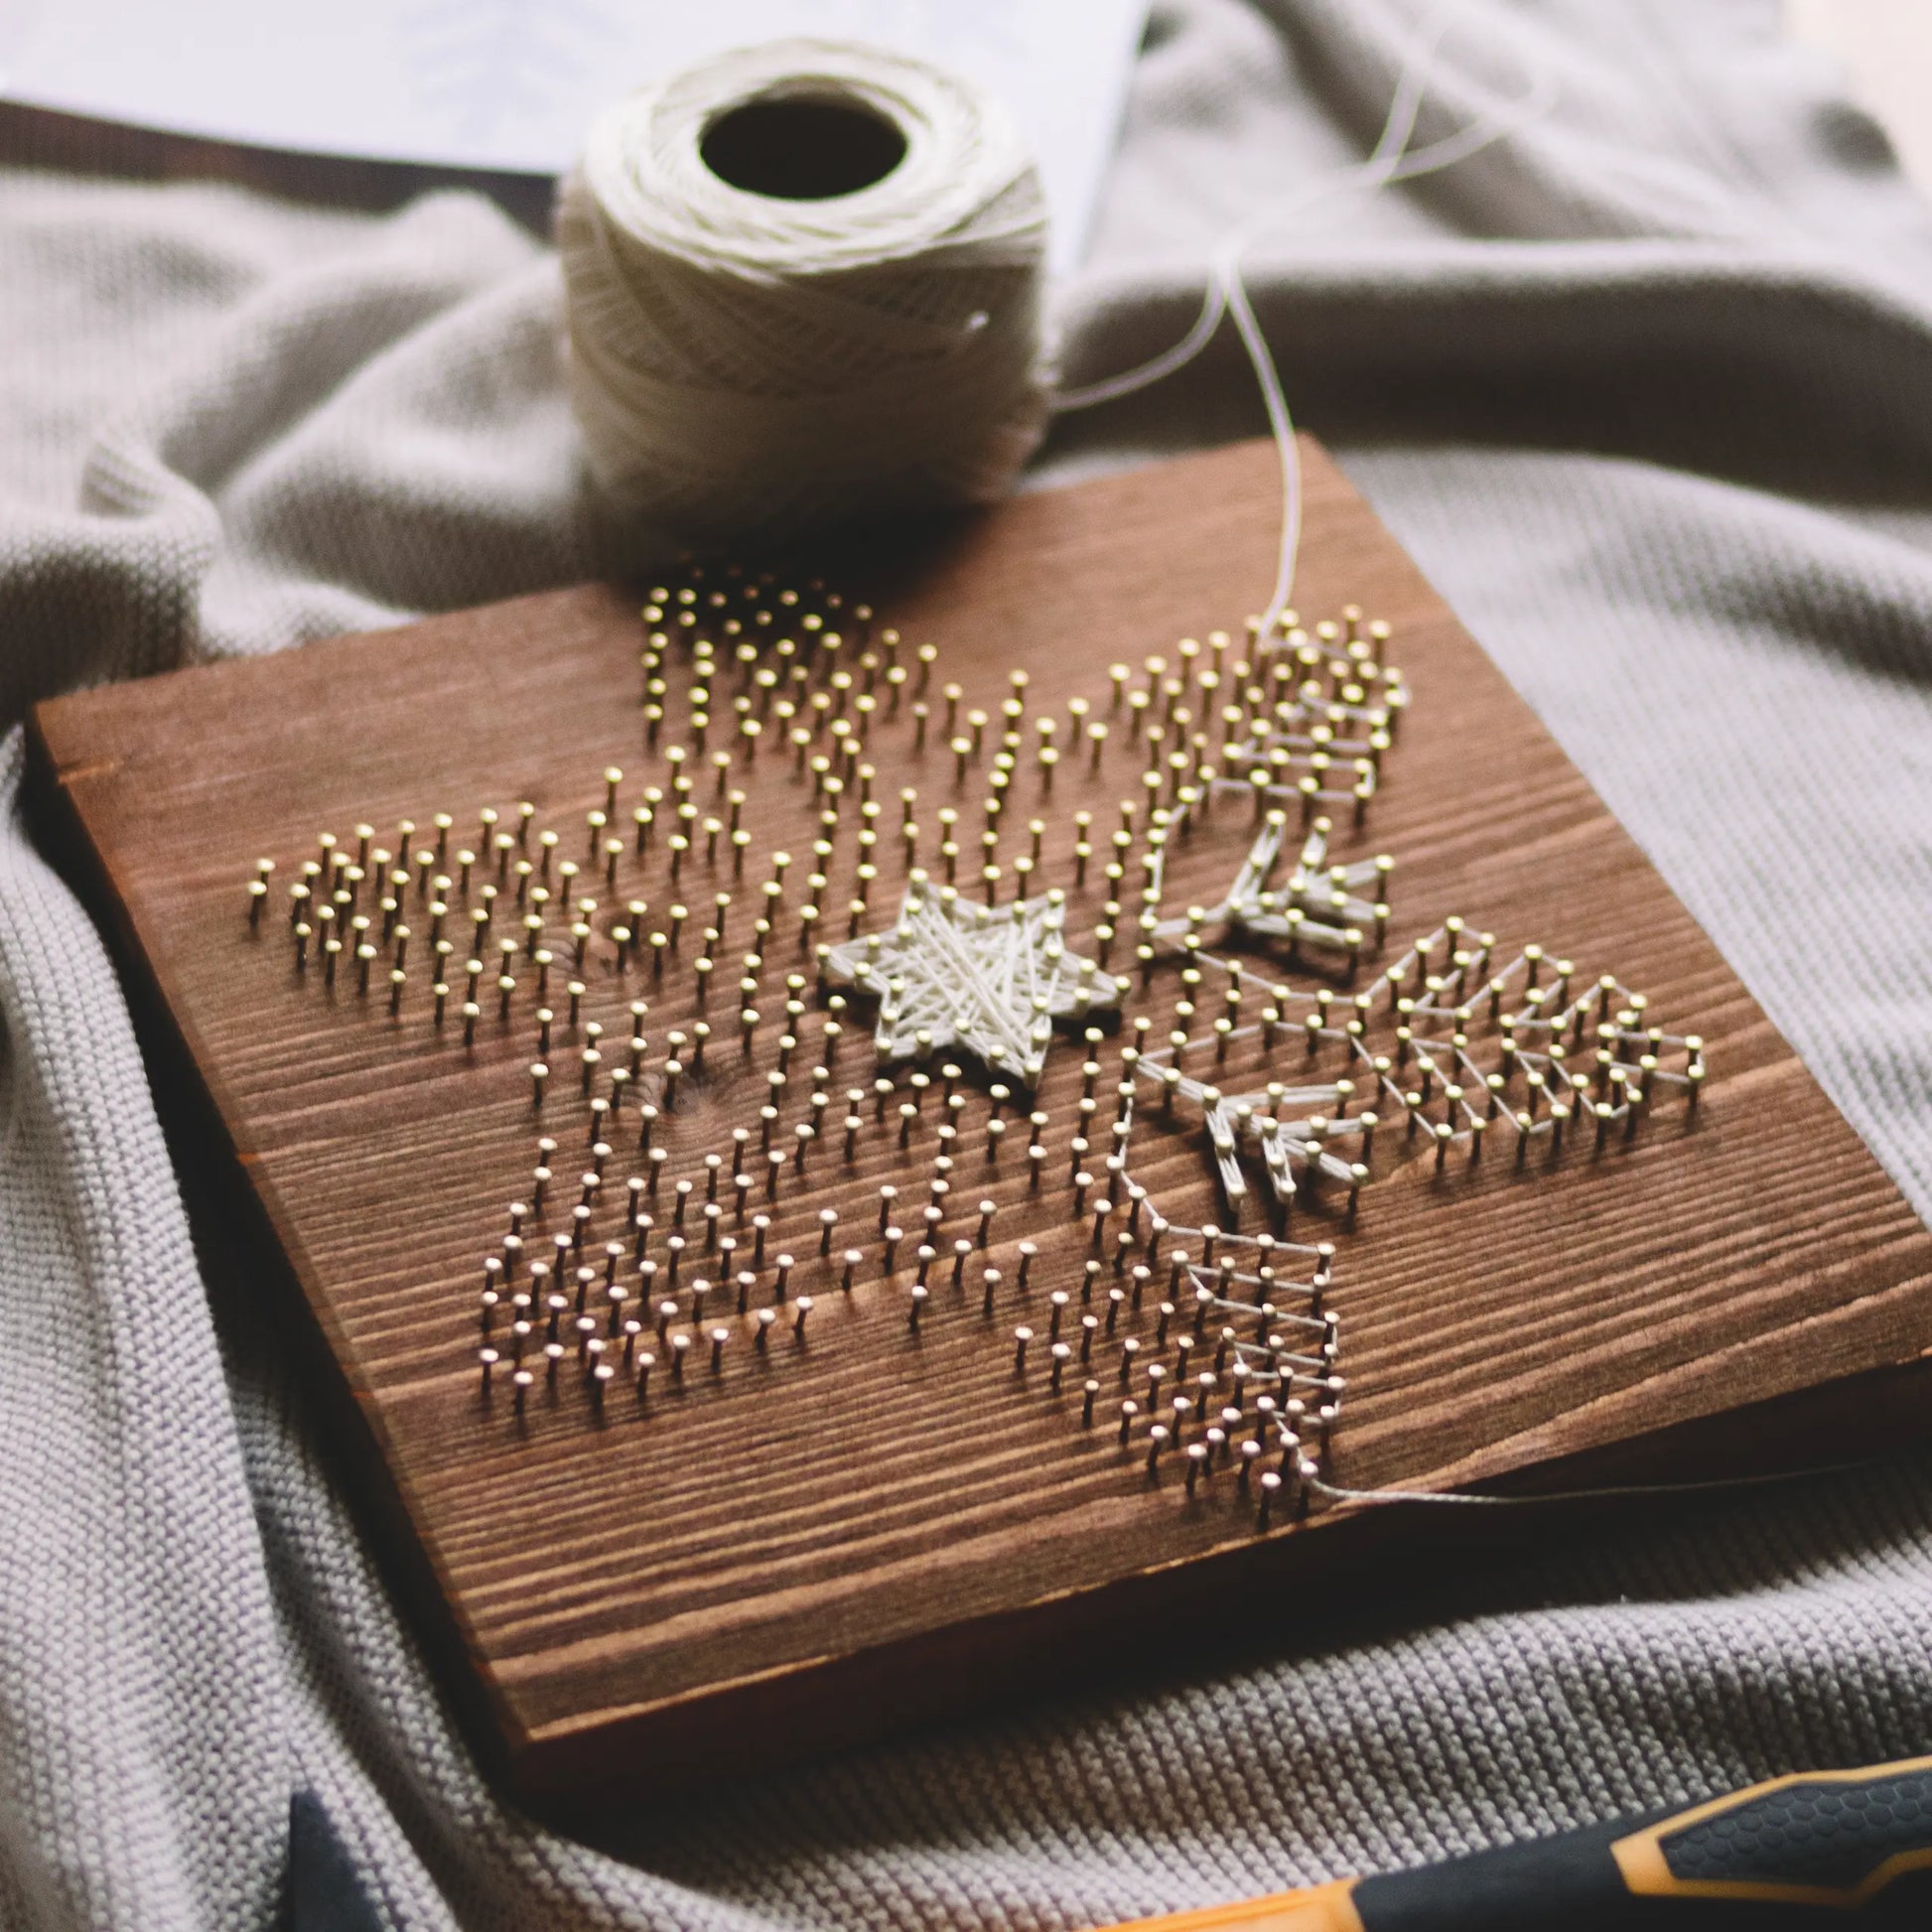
[555,39,1052,547]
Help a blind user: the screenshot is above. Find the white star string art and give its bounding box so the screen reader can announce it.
[823,879,1124,1089]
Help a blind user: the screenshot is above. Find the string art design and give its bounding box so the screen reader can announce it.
[822,886,1122,1088]
[1126,913,1707,1216]
[239,565,1707,1531]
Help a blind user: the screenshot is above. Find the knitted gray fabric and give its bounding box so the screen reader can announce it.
[2,2,1930,1926]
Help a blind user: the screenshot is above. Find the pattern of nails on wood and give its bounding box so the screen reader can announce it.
[239,568,1708,1530]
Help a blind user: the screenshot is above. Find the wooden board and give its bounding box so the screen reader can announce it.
[28,437,1932,1816]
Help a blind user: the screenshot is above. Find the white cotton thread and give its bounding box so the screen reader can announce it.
[1055,0,1560,633]
[556,39,1052,550]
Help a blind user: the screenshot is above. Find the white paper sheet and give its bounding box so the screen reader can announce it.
[0,0,1145,271]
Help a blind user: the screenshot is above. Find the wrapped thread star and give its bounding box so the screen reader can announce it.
[823,881,1123,1089]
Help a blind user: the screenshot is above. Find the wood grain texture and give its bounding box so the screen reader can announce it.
[27,436,1932,1813]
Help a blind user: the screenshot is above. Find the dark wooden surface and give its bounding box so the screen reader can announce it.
[28,437,1932,1811]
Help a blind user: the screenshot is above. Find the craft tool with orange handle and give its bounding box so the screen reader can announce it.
[1099,1754,1932,1928]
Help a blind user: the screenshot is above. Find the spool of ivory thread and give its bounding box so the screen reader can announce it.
[555,38,1051,549]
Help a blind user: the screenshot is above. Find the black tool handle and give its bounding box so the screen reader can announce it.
[1352,1754,1932,1928]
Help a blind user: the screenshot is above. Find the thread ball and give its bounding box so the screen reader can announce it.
[556,38,1051,550]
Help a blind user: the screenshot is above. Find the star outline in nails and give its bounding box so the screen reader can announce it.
[821,877,1124,1091]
